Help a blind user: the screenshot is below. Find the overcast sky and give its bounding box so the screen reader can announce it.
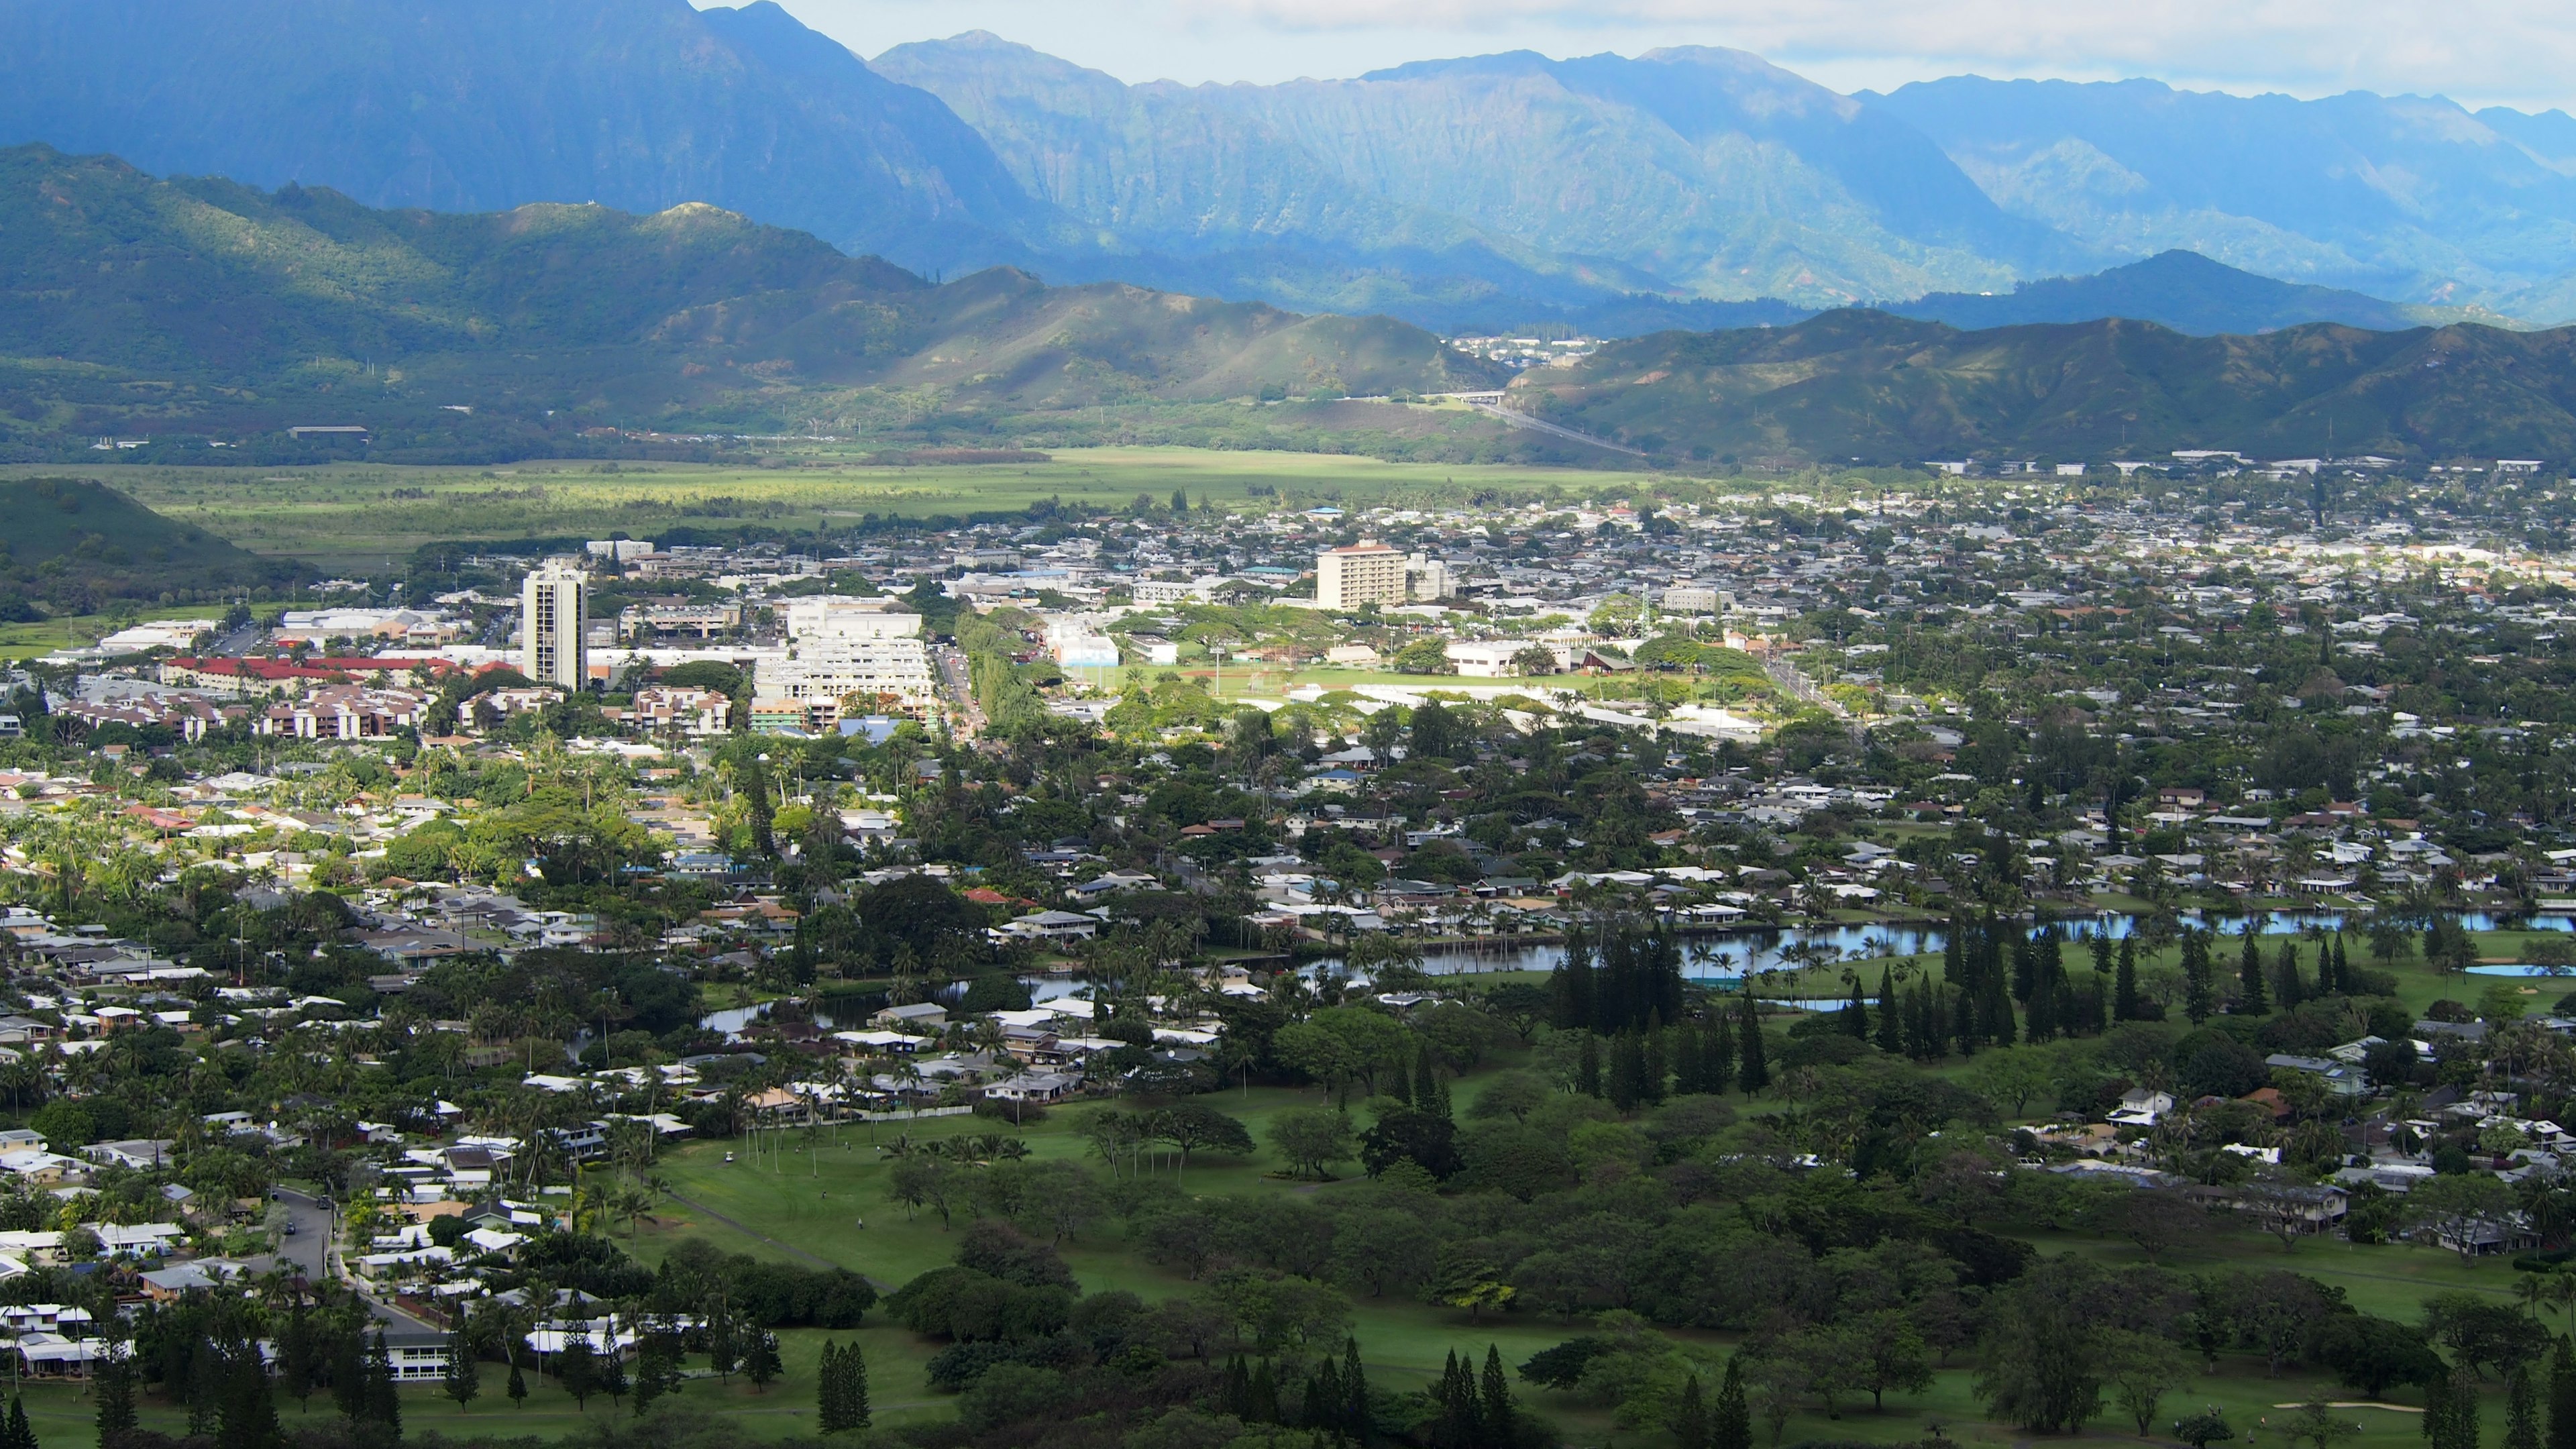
[737,0,2576,112]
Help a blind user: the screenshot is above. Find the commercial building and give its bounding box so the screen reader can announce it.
[1316,541,1407,610]
[520,566,588,690]
[784,597,922,643]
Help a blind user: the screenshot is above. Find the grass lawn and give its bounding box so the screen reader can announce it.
[610,1061,2535,1449]
[0,604,225,662]
[4,448,1658,572]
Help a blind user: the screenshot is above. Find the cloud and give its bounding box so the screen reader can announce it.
[772,0,2576,109]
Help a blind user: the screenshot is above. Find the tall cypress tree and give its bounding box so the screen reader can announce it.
[1703,1011,1733,1089]
[2511,1366,2542,1449]
[2544,1336,2576,1449]
[2276,941,2306,1010]
[1607,1031,1647,1112]
[1735,994,1768,1096]
[1644,1022,1668,1106]
[1713,1357,1753,1449]
[97,1348,138,1437]
[1343,1338,1369,1444]
[1674,1375,1711,1449]
[2332,933,2352,993]
[2182,930,2215,1024]
[2114,936,2141,1021]
[1480,1346,1511,1448]
[364,1330,400,1434]
[818,1342,847,1432]
[1673,1021,1705,1095]
[1576,1034,1601,1098]
[2239,926,2270,1014]
[8,1398,37,1449]
[1844,977,1870,1038]
[1874,968,1903,1055]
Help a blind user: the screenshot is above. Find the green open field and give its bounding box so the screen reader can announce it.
[0,604,225,663]
[1,448,1661,572]
[602,1048,2538,1449]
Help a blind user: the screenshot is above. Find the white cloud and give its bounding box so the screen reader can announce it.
[757,0,2576,111]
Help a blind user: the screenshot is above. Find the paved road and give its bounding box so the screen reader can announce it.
[1465,400,1648,458]
[271,1188,443,1335]
[932,644,981,737]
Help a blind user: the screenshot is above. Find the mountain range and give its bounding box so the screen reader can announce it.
[0,145,1499,460]
[1517,310,2576,463]
[7,0,2576,331]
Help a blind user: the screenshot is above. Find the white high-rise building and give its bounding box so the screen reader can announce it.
[782,597,922,643]
[1316,540,1407,610]
[521,565,588,690]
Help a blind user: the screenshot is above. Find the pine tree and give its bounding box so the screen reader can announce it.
[597,1340,629,1409]
[1674,1375,1711,1449]
[2276,941,2305,1010]
[1481,1346,1511,1448]
[1736,994,1768,1096]
[2332,933,2352,993]
[364,1330,401,1434]
[745,1331,782,1393]
[559,1339,599,1409]
[1873,968,1902,1055]
[2114,936,2141,1021]
[1575,1034,1601,1097]
[1673,1022,1705,1096]
[847,1342,869,1429]
[8,1397,34,1449]
[1607,1030,1646,1111]
[96,1348,138,1437]
[1250,1360,1281,1424]
[277,1307,316,1412]
[2546,1336,2576,1449]
[2012,931,2037,1001]
[2091,931,2114,979]
[2511,1366,2542,1449]
[1703,1012,1733,1088]
[2183,930,2215,1023]
[1644,1022,1668,1105]
[1713,1356,1753,1449]
[2239,926,2270,1014]
[819,1342,853,1432]
[1224,1357,1252,1419]
[1344,1338,1369,1444]
[215,1351,278,1449]
[635,1335,680,1417]
[442,1333,481,1411]
[506,1358,527,1411]
[708,1303,739,1383]
[1302,1362,1334,1433]
[1845,977,1870,1038]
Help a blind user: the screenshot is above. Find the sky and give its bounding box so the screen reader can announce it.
[735,0,2576,112]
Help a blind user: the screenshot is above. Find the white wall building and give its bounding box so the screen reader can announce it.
[520,566,588,690]
[783,597,923,643]
[1317,541,1407,610]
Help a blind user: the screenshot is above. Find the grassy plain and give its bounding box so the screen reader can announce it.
[0,603,225,662]
[0,448,1660,572]
[613,1046,2534,1449]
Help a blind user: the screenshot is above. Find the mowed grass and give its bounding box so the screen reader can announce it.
[1,448,1654,571]
[622,1064,2531,1449]
[0,604,226,661]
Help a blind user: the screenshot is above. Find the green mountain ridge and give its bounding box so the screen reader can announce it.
[0,145,1503,460]
[0,476,297,609]
[1516,309,2576,463]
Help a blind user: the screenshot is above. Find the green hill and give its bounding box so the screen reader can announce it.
[0,145,1504,461]
[1518,309,2576,463]
[0,476,297,610]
